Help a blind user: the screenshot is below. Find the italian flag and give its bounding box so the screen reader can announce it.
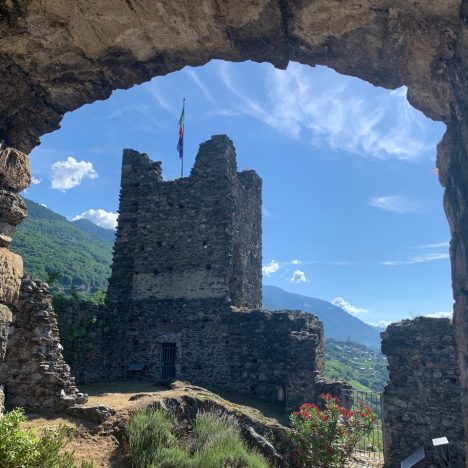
[177,99,185,159]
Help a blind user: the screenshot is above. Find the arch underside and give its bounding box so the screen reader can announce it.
[1,0,468,458]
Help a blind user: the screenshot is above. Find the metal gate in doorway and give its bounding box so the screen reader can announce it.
[341,388,384,467]
[161,342,176,381]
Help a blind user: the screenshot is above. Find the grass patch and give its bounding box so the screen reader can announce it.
[0,408,93,468]
[126,408,269,467]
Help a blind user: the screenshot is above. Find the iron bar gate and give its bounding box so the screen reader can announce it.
[341,388,384,467]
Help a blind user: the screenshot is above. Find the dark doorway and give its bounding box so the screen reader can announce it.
[161,343,176,381]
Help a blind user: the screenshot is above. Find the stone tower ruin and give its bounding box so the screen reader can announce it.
[107,134,261,311]
[105,135,346,409]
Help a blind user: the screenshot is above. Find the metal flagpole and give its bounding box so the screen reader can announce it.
[181,98,185,178]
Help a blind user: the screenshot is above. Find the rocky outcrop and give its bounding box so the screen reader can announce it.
[0,1,462,153]
[0,148,31,193]
[0,277,87,411]
[0,144,28,415]
[138,381,293,467]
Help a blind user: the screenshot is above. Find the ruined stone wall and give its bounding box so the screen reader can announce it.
[381,317,464,467]
[0,278,87,411]
[103,135,346,409]
[114,297,345,410]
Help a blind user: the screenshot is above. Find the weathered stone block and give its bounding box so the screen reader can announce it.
[0,190,27,227]
[0,148,31,193]
[0,248,23,304]
[0,304,12,323]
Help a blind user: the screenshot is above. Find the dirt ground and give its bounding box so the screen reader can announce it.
[21,381,382,467]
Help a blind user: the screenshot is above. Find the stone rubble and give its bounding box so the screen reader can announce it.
[0,277,87,411]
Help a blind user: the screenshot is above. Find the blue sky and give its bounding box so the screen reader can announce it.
[24,60,450,327]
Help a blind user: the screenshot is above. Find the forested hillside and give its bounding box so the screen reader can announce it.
[11,199,113,291]
[325,338,388,392]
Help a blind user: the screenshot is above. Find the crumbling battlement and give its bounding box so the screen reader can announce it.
[381,317,464,467]
[107,135,262,310]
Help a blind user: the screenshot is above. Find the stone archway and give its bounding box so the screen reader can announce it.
[1,0,467,458]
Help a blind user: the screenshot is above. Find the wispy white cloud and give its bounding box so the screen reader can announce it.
[418,241,449,249]
[332,297,369,315]
[368,195,422,214]
[424,311,452,319]
[383,241,449,266]
[262,260,280,276]
[217,61,439,161]
[186,70,216,104]
[262,208,273,218]
[31,177,42,185]
[291,270,307,283]
[383,253,450,266]
[144,82,178,117]
[368,320,391,328]
[72,209,118,230]
[291,259,302,265]
[50,157,97,191]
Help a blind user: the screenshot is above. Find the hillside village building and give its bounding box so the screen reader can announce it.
[105,134,346,409]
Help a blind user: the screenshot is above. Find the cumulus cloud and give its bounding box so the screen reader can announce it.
[50,157,97,191]
[368,195,421,214]
[262,260,280,276]
[217,61,441,161]
[31,177,42,185]
[73,209,118,230]
[290,270,307,283]
[332,297,369,315]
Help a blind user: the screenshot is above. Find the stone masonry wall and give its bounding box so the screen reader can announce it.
[107,135,262,310]
[381,317,464,467]
[122,298,343,410]
[0,278,87,411]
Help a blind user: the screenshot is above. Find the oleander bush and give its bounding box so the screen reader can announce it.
[288,394,377,468]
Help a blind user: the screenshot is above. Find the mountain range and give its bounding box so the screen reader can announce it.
[12,198,384,349]
[263,285,382,349]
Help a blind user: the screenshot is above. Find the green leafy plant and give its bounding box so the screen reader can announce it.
[288,394,377,468]
[126,408,187,467]
[126,409,268,468]
[0,408,94,468]
[192,411,268,468]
